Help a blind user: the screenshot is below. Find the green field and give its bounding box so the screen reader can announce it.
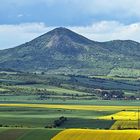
[0,128,61,140]
[0,106,116,128]
[108,68,140,77]
[0,105,116,140]
[16,84,90,95]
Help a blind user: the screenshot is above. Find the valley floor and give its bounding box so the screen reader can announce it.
[0,73,140,139]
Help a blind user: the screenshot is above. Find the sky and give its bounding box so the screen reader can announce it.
[1,0,140,49]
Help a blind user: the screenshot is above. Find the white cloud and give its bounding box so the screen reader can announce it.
[17,14,24,18]
[1,21,140,50]
[70,21,140,42]
[0,23,52,50]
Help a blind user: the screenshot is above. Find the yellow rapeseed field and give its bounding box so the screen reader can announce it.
[0,104,139,111]
[52,129,140,140]
[111,120,137,130]
[99,111,139,120]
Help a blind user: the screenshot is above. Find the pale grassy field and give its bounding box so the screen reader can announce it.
[0,88,9,91]
[15,85,89,95]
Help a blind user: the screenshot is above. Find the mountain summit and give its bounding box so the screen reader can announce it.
[22,27,94,52]
[0,27,140,75]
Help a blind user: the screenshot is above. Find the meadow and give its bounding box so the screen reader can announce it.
[0,128,61,140]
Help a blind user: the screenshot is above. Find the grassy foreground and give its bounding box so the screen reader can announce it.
[0,128,61,140]
[0,103,140,139]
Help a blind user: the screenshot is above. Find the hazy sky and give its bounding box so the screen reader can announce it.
[1,0,140,49]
